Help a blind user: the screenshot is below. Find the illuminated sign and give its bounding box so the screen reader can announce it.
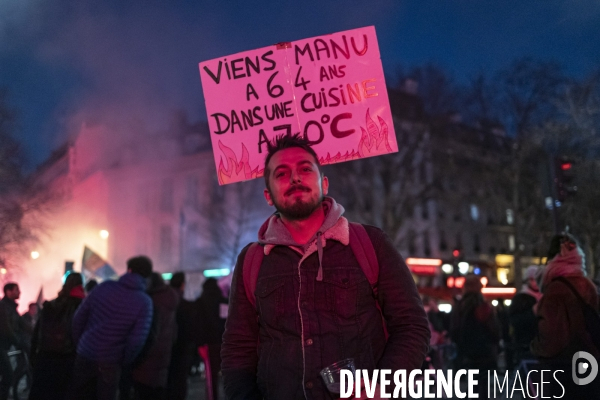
[406,258,442,275]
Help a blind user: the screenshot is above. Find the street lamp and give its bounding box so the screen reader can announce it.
[99,230,109,239]
[31,251,40,260]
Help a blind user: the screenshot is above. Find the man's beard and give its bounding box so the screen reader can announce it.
[272,186,324,221]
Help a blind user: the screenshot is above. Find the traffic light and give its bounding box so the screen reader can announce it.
[555,157,577,202]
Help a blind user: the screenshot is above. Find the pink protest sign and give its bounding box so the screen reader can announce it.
[199,26,397,185]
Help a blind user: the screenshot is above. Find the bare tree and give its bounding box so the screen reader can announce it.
[327,120,435,248]
[0,89,22,192]
[0,89,63,269]
[461,59,567,286]
[193,177,271,270]
[532,72,600,275]
[396,64,463,117]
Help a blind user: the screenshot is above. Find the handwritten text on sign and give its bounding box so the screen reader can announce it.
[199,26,397,185]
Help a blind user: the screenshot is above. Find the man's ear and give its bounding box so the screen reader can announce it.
[264,188,274,206]
[321,174,329,196]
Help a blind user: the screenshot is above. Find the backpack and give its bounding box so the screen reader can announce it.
[37,299,76,355]
[554,277,600,354]
[241,222,388,336]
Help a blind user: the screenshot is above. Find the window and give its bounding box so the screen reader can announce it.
[473,234,481,253]
[453,211,461,222]
[420,162,428,183]
[185,176,199,207]
[508,234,516,252]
[160,179,174,213]
[455,233,463,251]
[421,201,429,220]
[439,230,448,251]
[408,231,416,255]
[470,204,479,221]
[487,210,494,225]
[423,232,431,257]
[160,225,172,261]
[185,223,200,253]
[506,209,514,225]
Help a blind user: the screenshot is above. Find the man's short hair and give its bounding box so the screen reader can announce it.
[3,283,17,296]
[169,271,186,290]
[263,133,321,190]
[127,256,153,278]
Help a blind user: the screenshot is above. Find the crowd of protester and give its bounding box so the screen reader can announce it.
[424,232,600,399]
[0,231,597,399]
[0,257,227,400]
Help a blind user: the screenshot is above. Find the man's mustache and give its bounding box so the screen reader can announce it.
[285,185,311,196]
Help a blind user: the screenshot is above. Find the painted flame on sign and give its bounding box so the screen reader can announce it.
[216,109,393,184]
[358,109,393,158]
[217,141,264,185]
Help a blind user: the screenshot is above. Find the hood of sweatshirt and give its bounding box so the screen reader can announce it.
[257,196,347,281]
[540,247,586,292]
[258,196,344,247]
[119,272,148,291]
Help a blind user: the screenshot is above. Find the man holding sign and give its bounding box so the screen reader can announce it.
[221,134,430,399]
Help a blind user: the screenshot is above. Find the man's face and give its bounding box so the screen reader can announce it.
[6,286,20,301]
[264,147,329,220]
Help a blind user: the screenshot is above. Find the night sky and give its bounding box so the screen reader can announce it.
[1,0,599,170]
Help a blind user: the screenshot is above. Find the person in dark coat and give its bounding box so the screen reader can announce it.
[508,265,541,367]
[0,282,23,400]
[13,303,37,397]
[450,274,500,400]
[29,272,85,399]
[67,256,153,400]
[131,273,179,400]
[166,272,199,400]
[532,234,600,399]
[196,278,228,400]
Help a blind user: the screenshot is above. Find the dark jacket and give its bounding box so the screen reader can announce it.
[531,275,599,362]
[132,283,179,387]
[71,273,153,365]
[450,292,500,365]
[0,297,22,350]
[31,291,84,360]
[532,247,600,362]
[508,292,538,350]
[221,198,430,400]
[197,280,228,346]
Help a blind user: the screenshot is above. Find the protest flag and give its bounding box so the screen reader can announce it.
[82,246,118,282]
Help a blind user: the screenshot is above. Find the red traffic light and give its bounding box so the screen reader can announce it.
[560,162,572,171]
[452,249,460,258]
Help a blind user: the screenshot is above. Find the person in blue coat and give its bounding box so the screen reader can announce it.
[67,256,154,400]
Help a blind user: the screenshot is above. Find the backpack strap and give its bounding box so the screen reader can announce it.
[242,242,264,309]
[348,222,379,297]
[348,223,388,339]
